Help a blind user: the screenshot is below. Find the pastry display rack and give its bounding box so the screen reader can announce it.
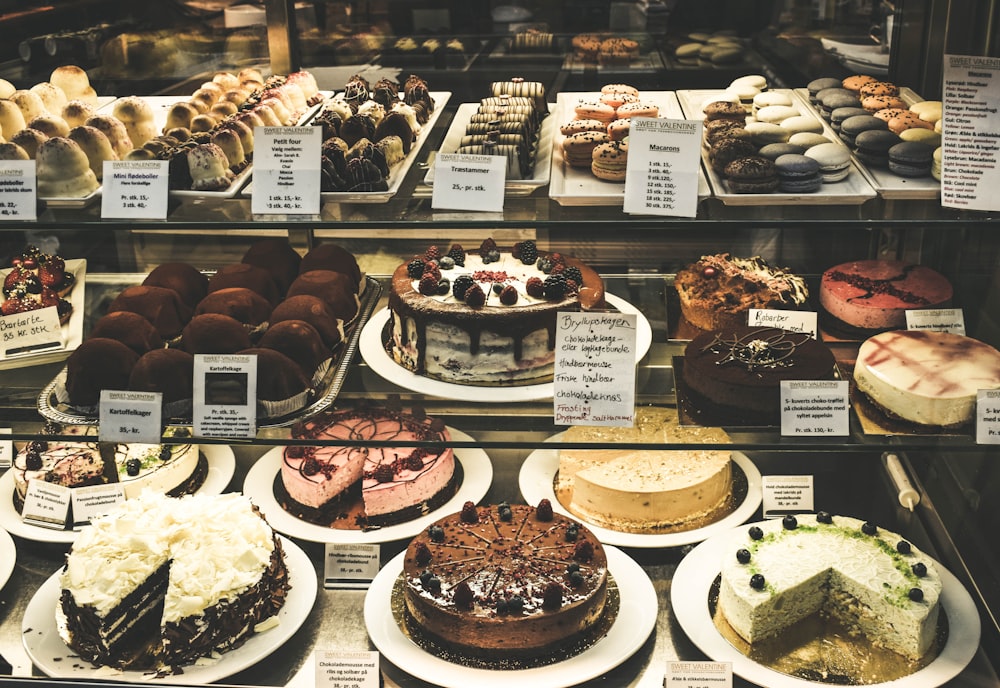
[2,0,1000,686]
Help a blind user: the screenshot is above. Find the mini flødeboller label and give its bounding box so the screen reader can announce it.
[101,160,169,218]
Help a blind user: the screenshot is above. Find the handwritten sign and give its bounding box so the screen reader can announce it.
[780,380,850,436]
[315,650,380,688]
[101,160,169,218]
[431,153,505,212]
[623,118,702,218]
[0,161,37,220]
[324,543,380,588]
[252,126,321,214]
[193,354,257,439]
[554,311,636,426]
[762,475,814,518]
[749,308,817,338]
[99,390,162,443]
[905,308,966,335]
[0,306,62,355]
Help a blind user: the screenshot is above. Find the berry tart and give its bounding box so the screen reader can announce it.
[2,245,75,322]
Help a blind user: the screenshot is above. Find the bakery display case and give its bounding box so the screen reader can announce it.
[1,0,1000,686]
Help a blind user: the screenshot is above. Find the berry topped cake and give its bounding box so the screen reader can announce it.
[2,245,75,322]
[387,239,605,384]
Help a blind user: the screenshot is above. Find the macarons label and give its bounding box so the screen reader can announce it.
[623,117,702,217]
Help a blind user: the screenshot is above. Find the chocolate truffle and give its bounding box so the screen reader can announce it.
[269,294,344,348]
[142,262,209,309]
[194,287,272,328]
[106,285,193,339]
[286,270,359,322]
[241,238,302,294]
[181,313,253,354]
[298,243,361,289]
[89,311,164,355]
[65,338,139,407]
[257,319,331,379]
[128,348,194,404]
[208,263,281,306]
[239,347,310,401]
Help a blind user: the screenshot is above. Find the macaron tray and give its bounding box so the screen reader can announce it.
[35,275,382,430]
[677,88,877,206]
[795,86,941,200]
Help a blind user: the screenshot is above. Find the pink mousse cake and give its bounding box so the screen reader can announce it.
[280,407,456,526]
[13,440,105,510]
[820,260,952,335]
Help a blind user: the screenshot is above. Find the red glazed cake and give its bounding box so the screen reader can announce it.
[403,501,608,659]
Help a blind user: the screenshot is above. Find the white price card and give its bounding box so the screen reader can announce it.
[431,153,505,212]
[252,125,321,215]
[665,661,733,688]
[21,479,71,529]
[72,483,126,527]
[554,311,637,427]
[0,305,62,356]
[192,354,257,439]
[100,160,169,218]
[0,427,11,469]
[324,543,380,588]
[315,650,380,688]
[0,161,37,220]
[941,54,1000,211]
[906,308,966,335]
[976,389,1000,444]
[749,308,817,337]
[623,117,702,218]
[780,380,849,437]
[99,390,162,444]
[762,475,814,518]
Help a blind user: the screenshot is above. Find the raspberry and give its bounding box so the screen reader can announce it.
[478,237,497,258]
[525,277,544,298]
[564,266,583,284]
[464,283,486,308]
[415,542,432,566]
[549,262,565,275]
[403,451,424,471]
[499,285,518,305]
[543,274,568,299]
[418,274,439,295]
[302,458,321,475]
[460,500,478,523]
[550,252,566,266]
[542,582,563,610]
[374,463,395,482]
[407,258,425,278]
[536,498,554,521]
[422,260,441,282]
[447,244,466,266]
[574,540,595,562]
[514,240,537,265]
[453,582,475,609]
[424,245,441,261]
[452,275,474,300]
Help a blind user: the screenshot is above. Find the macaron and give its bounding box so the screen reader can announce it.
[780,115,824,135]
[932,146,942,180]
[862,95,907,112]
[752,91,793,114]
[755,104,799,124]
[607,118,630,141]
[575,101,616,123]
[887,140,934,177]
[710,47,744,65]
[854,129,901,168]
[674,43,702,63]
[788,132,831,149]
[899,128,941,147]
[774,153,822,193]
[703,100,747,121]
[820,92,864,118]
[601,83,639,98]
[723,155,779,194]
[872,107,908,122]
[842,74,878,92]
[745,121,790,145]
[591,139,628,181]
[830,106,870,130]
[731,74,768,91]
[888,111,934,134]
[758,142,806,160]
[600,91,638,109]
[860,80,900,98]
[805,142,852,182]
[704,118,748,145]
[807,77,843,102]
[839,114,888,147]
[616,102,659,119]
[911,100,942,123]
[563,130,610,167]
[709,137,758,174]
[560,119,607,136]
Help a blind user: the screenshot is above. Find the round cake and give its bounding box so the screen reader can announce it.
[853,330,1000,427]
[819,260,953,335]
[682,326,837,424]
[403,501,608,659]
[675,254,809,331]
[719,513,942,660]
[388,239,605,384]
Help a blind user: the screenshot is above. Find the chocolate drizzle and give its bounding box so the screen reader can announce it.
[704,329,808,372]
[828,264,931,305]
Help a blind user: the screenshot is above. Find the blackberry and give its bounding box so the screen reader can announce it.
[514,240,537,265]
[574,540,595,562]
[404,452,424,471]
[414,542,432,566]
[564,266,582,285]
[542,582,562,610]
[452,275,474,300]
[542,273,568,299]
[407,258,425,278]
[460,500,479,523]
[453,582,475,609]
[447,244,466,266]
[125,458,142,476]
[24,451,42,471]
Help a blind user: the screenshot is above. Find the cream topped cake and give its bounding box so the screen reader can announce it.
[388,239,605,384]
[853,330,1000,427]
[12,439,104,510]
[112,434,204,499]
[719,513,942,660]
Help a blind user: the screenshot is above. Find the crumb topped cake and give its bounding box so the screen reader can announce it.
[403,500,608,659]
[719,513,942,660]
[388,239,605,384]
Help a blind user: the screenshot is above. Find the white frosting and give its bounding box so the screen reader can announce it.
[114,443,200,499]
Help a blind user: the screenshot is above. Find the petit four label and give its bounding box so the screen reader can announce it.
[324,543,380,588]
[99,390,162,444]
[315,650,380,688]
[192,354,258,439]
[976,389,1000,444]
[431,153,506,212]
[100,160,169,219]
[554,311,637,427]
[0,161,37,220]
[762,475,814,518]
[72,483,126,527]
[252,126,321,215]
[905,308,966,335]
[21,479,71,529]
[780,380,849,436]
[665,661,733,688]
[0,305,61,355]
[749,308,817,338]
[623,117,702,218]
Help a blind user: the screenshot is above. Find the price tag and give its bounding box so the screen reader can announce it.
[554,311,637,427]
[749,308,817,338]
[762,475,814,517]
[0,161,37,220]
[21,479,71,529]
[665,660,733,688]
[623,117,701,218]
[0,428,12,470]
[431,153,505,212]
[192,354,257,439]
[315,650,380,688]
[0,306,63,356]
[976,389,1000,443]
[941,55,1000,211]
[71,483,126,527]
[324,543,380,588]
[99,390,162,443]
[780,380,849,436]
[100,160,169,218]
[252,125,321,215]
[905,308,966,335]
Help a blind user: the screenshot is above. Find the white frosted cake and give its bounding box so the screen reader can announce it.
[558,407,733,531]
[853,330,1000,427]
[112,440,203,499]
[719,513,942,660]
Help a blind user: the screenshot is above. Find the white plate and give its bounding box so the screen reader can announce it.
[676,89,878,206]
[0,259,86,371]
[365,545,656,688]
[671,521,981,688]
[548,91,711,206]
[519,438,762,548]
[22,534,317,683]
[359,293,653,403]
[243,428,493,544]
[422,101,555,195]
[0,527,14,591]
[0,444,235,544]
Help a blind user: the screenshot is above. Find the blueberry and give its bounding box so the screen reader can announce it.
[508,595,524,613]
[862,521,878,535]
[567,562,580,574]
[908,587,924,602]
[816,511,833,524]
[896,540,912,554]
[569,570,584,587]
[782,515,798,530]
[159,446,171,461]
[736,548,751,564]
[496,599,509,614]
[565,524,579,541]
[438,256,455,270]
[750,573,765,590]
[748,526,763,540]
[419,570,432,585]
[498,505,513,522]
[125,458,141,476]
[912,562,927,577]
[428,525,444,542]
